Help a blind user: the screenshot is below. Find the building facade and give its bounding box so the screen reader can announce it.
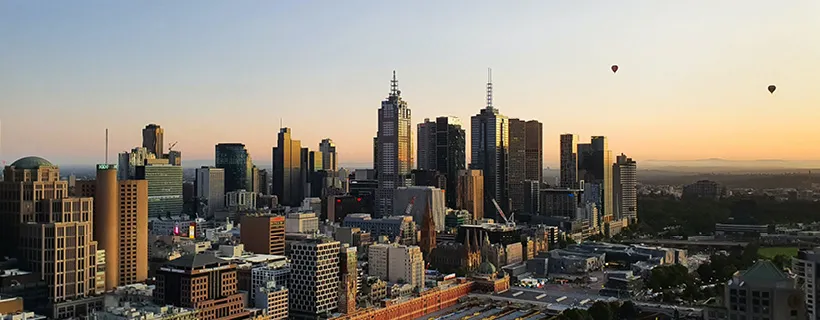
[154,255,249,320]
[319,138,337,171]
[470,73,509,217]
[215,143,251,193]
[195,166,225,216]
[613,153,637,223]
[436,116,466,208]
[136,164,183,217]
[375,71,413,218]
[559,134,579,189]
[142,124,164,157]
[272,128,304,207]
[508,119,542,213]
[456,169,484,222]
[416,118,437,171]
[240,214,285,255]
[289,238,340,317]
[577,136,614,226]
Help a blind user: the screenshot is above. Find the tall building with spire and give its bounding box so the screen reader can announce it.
[471,69,510,218]
[375,71,413,218]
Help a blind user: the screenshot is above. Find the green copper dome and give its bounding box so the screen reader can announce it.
[10,156,54,169]
[477,260,497,275]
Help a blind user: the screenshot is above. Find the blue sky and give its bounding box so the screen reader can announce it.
[1,1,819,167]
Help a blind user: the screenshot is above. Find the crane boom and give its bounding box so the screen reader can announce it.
[490,198,508,224]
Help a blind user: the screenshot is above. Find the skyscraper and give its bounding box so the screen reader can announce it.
[272,128,304,207]
[456,169,484,222]
[559,134,579,189]
[577,136,614,225]
[417,118,436,171]
[375,71,412,218]
[76,164,149,290]
[613,153,637,222]
[195,166,225,215]
[215,143,251,193]
[319,138,337,171]
[471,70,509,217]
[436,116,466,208]
[302,148,322,198]
[141,124,164,157]
[508,119,542,213]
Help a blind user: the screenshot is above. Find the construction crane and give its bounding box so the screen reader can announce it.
[168,141,178,152]
[490,198,515,227]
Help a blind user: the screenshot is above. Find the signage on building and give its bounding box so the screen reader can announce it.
[96,164,118,170]
[189,222,196,239]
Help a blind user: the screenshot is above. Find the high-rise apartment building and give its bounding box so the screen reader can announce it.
[793,248,820,320]
[154,255,249,319]
[136,164,183,217]
[456,169,484,222]
[375,71,413,218]
[508,119,543,213]
[319,139,337,171]
[471,71,509,217]
[577,136,614,225]
[613,154,637,222]
[215,143,251,193]
[0,157,102,319]
[195,166,225,216]
[142,124,164,157]
[240,214,286,255]
[559,134,579,189]
[417,118,436,171]
[289,238,340,317]
[272,128,304,207]
[75,164,149,290]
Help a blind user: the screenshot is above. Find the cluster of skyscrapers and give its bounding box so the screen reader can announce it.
[372,70,638,234]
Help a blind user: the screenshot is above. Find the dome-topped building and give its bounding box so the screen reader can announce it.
[3,156,60,183]
[476,260,497,276]
[10,156,55,169]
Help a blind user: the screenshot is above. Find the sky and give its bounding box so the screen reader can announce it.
[1,1,819,168]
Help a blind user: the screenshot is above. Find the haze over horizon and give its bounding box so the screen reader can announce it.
[2,1,819,168]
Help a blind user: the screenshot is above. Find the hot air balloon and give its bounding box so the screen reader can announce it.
[611,65,618,73]
[767,85,776,94]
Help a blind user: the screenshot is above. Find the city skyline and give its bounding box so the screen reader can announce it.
[2,1,820,167]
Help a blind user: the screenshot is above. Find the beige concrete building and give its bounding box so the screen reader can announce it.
[76,164,149,290]
[1,157,102,319]
[368,243,425,290]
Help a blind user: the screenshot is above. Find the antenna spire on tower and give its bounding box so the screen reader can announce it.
[105,128,109,164]
[486,67,494,109]
[390,70,399,97]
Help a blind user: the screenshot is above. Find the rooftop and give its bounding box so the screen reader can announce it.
[164,254,229,269]
[9,156,54,169]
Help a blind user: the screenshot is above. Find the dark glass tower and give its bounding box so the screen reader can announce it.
[435,116,466,208]
[215,143,250,193]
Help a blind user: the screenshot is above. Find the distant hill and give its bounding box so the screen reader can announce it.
[642,158,820,171]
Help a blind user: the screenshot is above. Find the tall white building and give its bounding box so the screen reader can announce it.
[613,154,637,223]
[794,248,820,320]
[368,243,390,280]
[289,238,340,317]
[471,69,509,217]
[319,138,337,171]
[375,71,413,218]
[195,166,225,216]
[393,186,446,232]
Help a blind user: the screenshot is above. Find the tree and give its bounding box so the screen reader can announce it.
[772,254,791,270]
[558,309,592,320]
[618,301,638,320]
[588,301,614,320]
